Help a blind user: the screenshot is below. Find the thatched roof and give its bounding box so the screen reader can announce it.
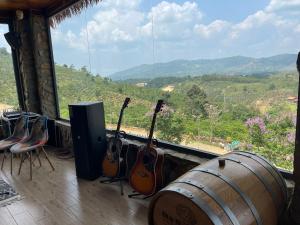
[49,0,102,27]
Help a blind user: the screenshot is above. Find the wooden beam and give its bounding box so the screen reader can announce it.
[0,10,13,23]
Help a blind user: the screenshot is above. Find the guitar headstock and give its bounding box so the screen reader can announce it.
[154,99,164,114]
[122,97,131,109]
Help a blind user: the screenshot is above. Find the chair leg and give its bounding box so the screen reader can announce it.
[29,151,32,180]
[26,152,36,167]
[41,147,55,171]
[18,153,25,175]
[1,150,6,170]
[36,148,42,167]
[10,152,13,175]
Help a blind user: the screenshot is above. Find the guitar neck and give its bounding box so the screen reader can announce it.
[147,112,157,149]
[115,109,124,138]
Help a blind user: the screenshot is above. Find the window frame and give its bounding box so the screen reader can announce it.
[46,13,295,181]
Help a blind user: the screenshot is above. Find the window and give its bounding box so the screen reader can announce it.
[0,24,19,111]
[51,0,300,171]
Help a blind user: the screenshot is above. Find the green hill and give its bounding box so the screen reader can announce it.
[110,54,297,80]
[0,48,18,107]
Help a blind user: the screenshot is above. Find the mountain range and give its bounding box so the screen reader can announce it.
[110,54,297,80]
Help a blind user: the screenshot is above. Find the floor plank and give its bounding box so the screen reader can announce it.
[0,148,148,225]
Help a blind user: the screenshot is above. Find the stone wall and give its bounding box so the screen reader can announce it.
[31,15,57,118]
[13,12,58,119]
[16,18,41,113]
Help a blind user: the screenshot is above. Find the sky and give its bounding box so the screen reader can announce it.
[1,0,300,75]
[0,25,9,53]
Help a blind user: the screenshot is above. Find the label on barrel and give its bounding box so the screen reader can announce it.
[160,204,196,225]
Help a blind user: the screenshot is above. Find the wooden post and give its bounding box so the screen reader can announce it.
[289,52,300,224]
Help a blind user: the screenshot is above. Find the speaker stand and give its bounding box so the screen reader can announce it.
[128,192,153,200]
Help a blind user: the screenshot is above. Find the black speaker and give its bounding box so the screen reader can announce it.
[69,102,107,180]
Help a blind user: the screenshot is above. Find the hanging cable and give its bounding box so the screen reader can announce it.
[84,8,92,74]
[151,0,155,67]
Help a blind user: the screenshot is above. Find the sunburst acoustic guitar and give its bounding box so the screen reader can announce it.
[102,97,130,178]
[129,99,165,197]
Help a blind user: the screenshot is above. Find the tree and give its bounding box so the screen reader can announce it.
[104,77,111,84]
[186,85,208,117]
[162,92,171,105]
[205,104,221,142]
[117,87,123,94]
[81,66,88,73]
[245,116,266,146]
[95,90,101,99]
[268,83,276,90]
[156,105,184,144]
[0,47,8,56]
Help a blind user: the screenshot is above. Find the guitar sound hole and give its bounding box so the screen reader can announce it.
[111,145,117,153]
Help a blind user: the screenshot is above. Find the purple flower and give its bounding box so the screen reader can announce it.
[245,117,267,134]
[292,116,297,127]
[287,132,295,144]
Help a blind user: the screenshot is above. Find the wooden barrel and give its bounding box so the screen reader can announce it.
[149,151,287,225]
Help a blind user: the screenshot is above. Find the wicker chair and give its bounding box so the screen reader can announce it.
[10,116,54,180]
[0,115,29,174]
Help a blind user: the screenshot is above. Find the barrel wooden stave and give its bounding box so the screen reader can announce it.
[152,189,215,225]
[228,153,284,211]
[180,171,257,224]
[233,151,287,210]
[203,158,277,225]
[149,151,287,225]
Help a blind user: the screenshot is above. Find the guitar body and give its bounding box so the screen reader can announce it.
[129,145,164,196]
[102,137,128,178]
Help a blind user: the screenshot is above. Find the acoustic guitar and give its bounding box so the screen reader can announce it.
[102,97,130,178]
[129,100,165,196]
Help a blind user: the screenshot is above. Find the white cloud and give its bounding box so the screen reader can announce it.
[194,20,230,39]
[85,8,144,44]
[141,1,202,40]
[100,0,141,10]
[266,0,300,13]
[295,24,300,33]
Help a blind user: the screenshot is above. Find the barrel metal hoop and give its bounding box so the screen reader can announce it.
[173,179,240,225]
[192,168,263,225]
[233,151,288,203]
[167,186,223,225]
[223,157,279,212]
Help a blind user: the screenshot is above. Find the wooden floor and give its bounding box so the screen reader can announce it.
[0,148,149,225]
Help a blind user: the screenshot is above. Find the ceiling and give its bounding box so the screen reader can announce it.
[0,0,63,10]
[0,0,86,17]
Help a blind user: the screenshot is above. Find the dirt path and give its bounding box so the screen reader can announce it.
[184,141,228,155]
[162,85,175,92]
[0,103,13,115]
[107,124,227,155]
